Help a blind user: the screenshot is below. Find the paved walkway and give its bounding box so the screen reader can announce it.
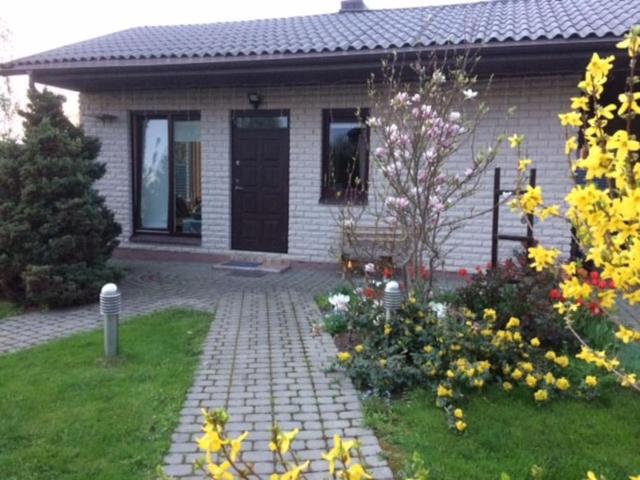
[0,261,338,355]
[163,289,393,479]
[0,260,393,479]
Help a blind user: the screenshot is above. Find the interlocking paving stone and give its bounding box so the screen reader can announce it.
[1,259,393,478]
[163,289,394,479]
[0,260,339,355]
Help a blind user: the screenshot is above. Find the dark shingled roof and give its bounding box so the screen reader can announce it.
[4,0,640,69]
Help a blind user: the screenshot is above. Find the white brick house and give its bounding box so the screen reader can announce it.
[2,0,638,270]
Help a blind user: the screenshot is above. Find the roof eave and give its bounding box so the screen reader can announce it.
[2,36,624,91]
[0,36,621,76]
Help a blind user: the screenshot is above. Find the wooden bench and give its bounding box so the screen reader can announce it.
[340,225,400,277]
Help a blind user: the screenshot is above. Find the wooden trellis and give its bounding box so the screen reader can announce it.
[490,167,537,268]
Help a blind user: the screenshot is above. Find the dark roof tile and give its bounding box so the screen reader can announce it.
[5,0,640,68]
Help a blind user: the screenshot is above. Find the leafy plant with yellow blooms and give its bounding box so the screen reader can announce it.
[161,407,374,480]
[511,26,640,394]
[332,282,605,433]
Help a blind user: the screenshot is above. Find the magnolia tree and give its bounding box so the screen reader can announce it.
[338,52,523,293]
[513,27,640,393]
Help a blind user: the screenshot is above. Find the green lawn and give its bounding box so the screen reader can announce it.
[0,299,21,319]
[366,386,640,480]
[0,309,211,480]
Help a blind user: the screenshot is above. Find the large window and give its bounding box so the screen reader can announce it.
[132,112,202,237]
[321,108,369,203]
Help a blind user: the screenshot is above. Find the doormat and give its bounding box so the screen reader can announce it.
[222,260,261,268]
[228,270,267,278]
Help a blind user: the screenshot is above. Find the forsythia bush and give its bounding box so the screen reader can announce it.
[322,28,640,438]
[166,408,374,480]
[511,27,640,393]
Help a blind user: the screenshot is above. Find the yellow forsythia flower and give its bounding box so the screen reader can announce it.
[558,111,583,127]
[423,345,433,353]
[355,344,364,353]
[530,337,541,347]
[555,355,570,368]
[229,431,249,461]
[520,185,544,214]
[345,463,372,480]
[528,245,560,272]
[455,420,467,432]
[526,374,538,388]
[454,408,464,419]
[518,158,532,172]
[556,377,571,391]
[208,461,234,480]
[503,381,513,391]
[570,96,590,111]
[615,325,640,344]
[565,136,579,155]
[508,134,523,148]
[545,350,556,361]
[384,324,392,336]
[198,427,226,453]
[511,368,523,380]
[621,373,637,387]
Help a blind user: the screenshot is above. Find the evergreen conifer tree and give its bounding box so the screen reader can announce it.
[0,88,121,306]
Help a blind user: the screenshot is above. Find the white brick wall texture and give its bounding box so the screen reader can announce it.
[80,74,578,271]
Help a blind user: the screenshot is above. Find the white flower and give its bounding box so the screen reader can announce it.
[464,167,474,177]
[449,111,461,122]
[364,263,376,274]
[328,293,350,312]
[343,218,355,228]
[428,301,447,319]
[463,89,478,100]
[432,70,446,84]
[367,116,381,127]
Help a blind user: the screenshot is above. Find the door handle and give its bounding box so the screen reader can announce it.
[234,186,245,191]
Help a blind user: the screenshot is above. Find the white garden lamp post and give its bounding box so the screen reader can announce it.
[100,283,122,358]
[383,280,403,322]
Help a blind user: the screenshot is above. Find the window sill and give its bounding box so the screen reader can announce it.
[130,234,202,246]
[319,197,368,206]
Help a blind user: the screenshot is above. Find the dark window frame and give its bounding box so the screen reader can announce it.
[321,108,370,204]
[131,110,202,239]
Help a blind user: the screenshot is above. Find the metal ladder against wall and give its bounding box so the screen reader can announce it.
[490,167,537,269]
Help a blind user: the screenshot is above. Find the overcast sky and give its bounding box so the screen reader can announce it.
[1,0,474,127]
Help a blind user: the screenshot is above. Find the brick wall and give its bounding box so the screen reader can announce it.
[80,74,578,270]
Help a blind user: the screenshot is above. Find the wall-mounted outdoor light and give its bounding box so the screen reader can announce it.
[247,92,262,110]
[100,283,122,358]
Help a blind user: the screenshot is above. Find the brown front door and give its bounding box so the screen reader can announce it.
[231,111,289,253]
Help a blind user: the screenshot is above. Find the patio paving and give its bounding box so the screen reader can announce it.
[0,259,393,479]
[163,288,393,479]
[0,260,339,355]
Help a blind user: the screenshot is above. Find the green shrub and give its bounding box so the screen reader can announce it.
[0,88,121,307]
[322,312,348,335]
[451,252,587,350]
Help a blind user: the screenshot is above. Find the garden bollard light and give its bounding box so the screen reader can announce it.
[100,283,122,358]
[383,280,403,322]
